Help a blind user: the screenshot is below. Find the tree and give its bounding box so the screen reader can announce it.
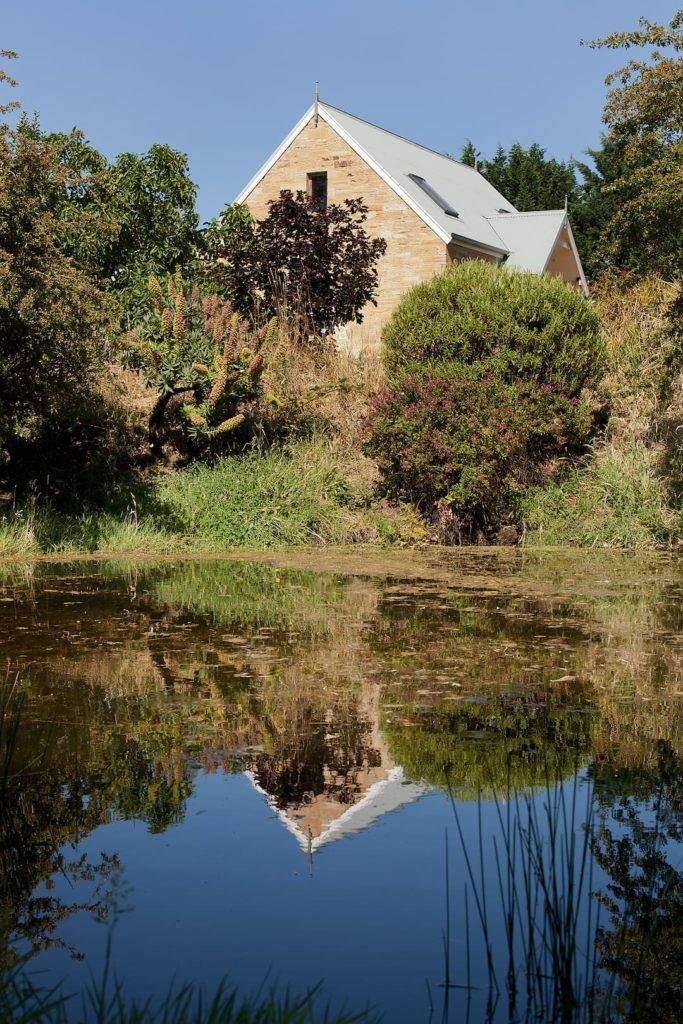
[199,202,256,313]
[459,140,479,168]
[582,10,683,280]
[459,140,579,213]
[15,117,115,277]
[0,117,112,481]
[106,145,200,314]
[19,120,201,317]
[572,134,632,279]
[202,190,387,336]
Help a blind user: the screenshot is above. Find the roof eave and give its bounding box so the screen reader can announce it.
[450,231,509,260]
[320,105,452,243]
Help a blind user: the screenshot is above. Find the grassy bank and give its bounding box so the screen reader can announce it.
[521,279,682,549]
[0,441,423,557]
[520,441,682,548]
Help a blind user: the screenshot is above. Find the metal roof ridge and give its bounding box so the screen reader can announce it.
[486,209,566,219]
[318,100,483,174]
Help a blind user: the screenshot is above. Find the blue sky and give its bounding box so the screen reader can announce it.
[4,1,672,221]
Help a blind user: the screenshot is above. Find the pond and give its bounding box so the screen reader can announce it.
[1,550,681,1022]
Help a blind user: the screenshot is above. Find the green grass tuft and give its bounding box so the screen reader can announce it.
[520,441,681,548]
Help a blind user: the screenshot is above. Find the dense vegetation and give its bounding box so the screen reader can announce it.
[367,262,605,540]
[0,10,681,552]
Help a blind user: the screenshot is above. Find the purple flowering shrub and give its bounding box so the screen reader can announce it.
[367,263,604,540]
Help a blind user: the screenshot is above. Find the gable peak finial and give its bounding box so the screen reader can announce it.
[314,82,319,126]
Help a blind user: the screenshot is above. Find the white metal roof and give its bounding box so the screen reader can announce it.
[486,209,566,271]
[319,103,514,254]
[235,100,584,279]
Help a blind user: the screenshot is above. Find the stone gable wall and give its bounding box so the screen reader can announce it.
[243,115,449,352]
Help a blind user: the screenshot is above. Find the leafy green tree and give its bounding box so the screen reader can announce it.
[20,119,201,317]
[459,139,479,168]
[582,10,683,280]
[0,105,113,481]
[106,145,200,314]
[572,134,631,279]
[199,203,256,312]
[14,117,115,276]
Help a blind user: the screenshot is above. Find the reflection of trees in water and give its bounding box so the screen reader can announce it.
[383,686,598,795]
[437,746,682,1024]
[1,554,681,991]
[0,677,197,965]
[0,686,119,965]
[591,741,682,1023]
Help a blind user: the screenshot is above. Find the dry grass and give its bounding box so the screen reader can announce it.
[523,277,683,548]
[594,276,680,443]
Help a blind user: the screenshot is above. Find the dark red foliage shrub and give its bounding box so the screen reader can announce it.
[368,370,586,537]
[202,190,386,337]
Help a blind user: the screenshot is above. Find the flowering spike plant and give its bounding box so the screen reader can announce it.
[121,273,277,456]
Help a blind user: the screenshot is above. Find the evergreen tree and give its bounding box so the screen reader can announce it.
[459,141,578,212]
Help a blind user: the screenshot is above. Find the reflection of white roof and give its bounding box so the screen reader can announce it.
[236,100,586,287]
[246,767,427,853]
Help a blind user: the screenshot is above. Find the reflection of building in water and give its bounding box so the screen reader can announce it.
[244,683,427,853]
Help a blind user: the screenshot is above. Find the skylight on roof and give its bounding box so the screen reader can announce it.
[408,173,459,217]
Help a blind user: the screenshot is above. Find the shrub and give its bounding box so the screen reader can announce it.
[201,191,387,336]
[382,260,603,390]
[121,273,277,460]
[368,371,537,532]
[367,262,604,539]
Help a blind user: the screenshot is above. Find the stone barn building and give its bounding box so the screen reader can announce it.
[235,100,588,351]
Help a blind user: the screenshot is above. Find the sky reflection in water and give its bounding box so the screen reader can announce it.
[1,551,681,1022]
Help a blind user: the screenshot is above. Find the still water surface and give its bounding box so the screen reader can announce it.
[1,550,681,1022]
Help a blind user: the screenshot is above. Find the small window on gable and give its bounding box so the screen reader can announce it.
[307,171,327,211]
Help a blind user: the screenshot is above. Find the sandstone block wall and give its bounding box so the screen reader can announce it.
[243,115,449,352]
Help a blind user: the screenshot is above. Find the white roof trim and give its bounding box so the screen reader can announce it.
[245,766,427,853]
[563,218,589,296]
[234,105,316,205]
[234,103,457,245]
[319,105,453,244]
[541,214,589,296]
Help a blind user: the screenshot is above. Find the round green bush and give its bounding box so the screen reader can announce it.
[382,260,604,395]
[368,262,605,539]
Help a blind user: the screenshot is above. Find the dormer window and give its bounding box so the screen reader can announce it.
[307,171,327,211]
